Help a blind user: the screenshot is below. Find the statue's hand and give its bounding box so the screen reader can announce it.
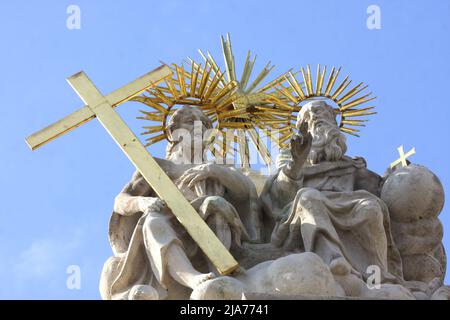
[291,121,312,164]
[283,122,312,180]
[137,197,166,213]
[178,163,219,189]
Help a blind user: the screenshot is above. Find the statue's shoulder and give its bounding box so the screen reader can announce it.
[351,157,383,195]
[350,156,368,169]
[131,169,143,181]
[126,170,153,193]
[350,156,382,178]
[129,170,147,185]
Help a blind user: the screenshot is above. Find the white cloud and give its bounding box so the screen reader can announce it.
[8,228,86,285]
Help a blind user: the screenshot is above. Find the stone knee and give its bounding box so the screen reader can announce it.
[199,196,236,222]
[296,187,323,207]
[200,196,229,214]
[295,188,326,223]
[99,256,122,300]
[142,212,178,243]
[200,196,241,249]
[358,198,385,230]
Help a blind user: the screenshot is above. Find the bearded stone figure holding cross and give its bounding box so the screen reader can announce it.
[100,106,260,300]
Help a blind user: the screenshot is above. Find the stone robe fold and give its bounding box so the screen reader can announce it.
[102,169,260,300]
[260,156,404,282]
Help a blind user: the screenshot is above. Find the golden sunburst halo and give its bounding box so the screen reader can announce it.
[263,64,377,148]
[131,34,296,168]
[131,35,377,168]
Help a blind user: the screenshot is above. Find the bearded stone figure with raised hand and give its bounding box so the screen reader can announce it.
[260,100,420,299]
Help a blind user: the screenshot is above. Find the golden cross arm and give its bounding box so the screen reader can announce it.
[390,145,416,169]
[25,65,172,151]
[26,67,239,275]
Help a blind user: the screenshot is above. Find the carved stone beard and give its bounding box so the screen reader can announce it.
[308,122,347,164]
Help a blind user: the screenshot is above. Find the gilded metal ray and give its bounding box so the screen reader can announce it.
[131,37,377,169]
[271,64,377,137]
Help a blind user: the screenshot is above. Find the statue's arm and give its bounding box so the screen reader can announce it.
[267,129,312,204]
[273,166,304,203]
[177,163,256,201]
[282,128,312,181]
[216,165,257,201]
[114,156,183,216]
[113,170,153,216]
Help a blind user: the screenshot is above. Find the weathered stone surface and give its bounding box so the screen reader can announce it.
[381,165,444,223]
[190,277,245,300]
[238,253,338,297]
[100,102,448,300]
[381,165,446,285]
[431,285,450,300]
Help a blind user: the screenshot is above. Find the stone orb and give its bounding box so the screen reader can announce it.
[267,253,337,296]
[381,165,444,223]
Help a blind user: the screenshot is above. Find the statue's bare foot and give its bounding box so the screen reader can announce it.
[188,272,216,289]
[191,276,245,300]
[128,284,159,300]
[333,273,367,297]
[330,257,352,276]
[330,257,361,278]
[330,258,367,297]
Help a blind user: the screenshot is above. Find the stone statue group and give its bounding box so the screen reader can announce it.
[99,100,448,300]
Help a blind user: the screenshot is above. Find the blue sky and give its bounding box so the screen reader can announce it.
[0,0,449,299]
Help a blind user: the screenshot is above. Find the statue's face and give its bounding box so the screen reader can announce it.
[298,101,340,148]
[166,106,212,162]
[167,106,212,143]
[168,107,210,136]
[297,101,347,163]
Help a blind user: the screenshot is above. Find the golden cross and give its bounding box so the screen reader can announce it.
[390,145,416,169]
[25,66,239,275]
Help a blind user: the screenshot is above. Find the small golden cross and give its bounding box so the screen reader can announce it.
[390,145,416,169]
